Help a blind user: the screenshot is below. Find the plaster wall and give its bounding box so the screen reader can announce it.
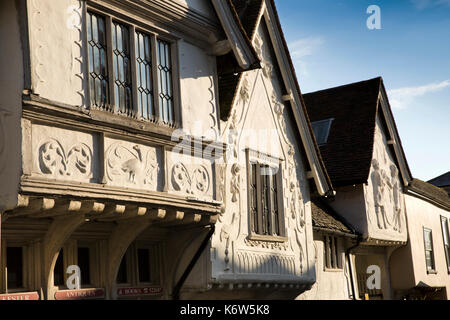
[391,194,450,298]
[298,233,353,300]
[329,185,368,238]
[0,0,23,212]
[202,20,316,293]
[178,40,220,141]
[26,0,221,139]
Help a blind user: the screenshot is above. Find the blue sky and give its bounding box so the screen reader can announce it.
[275,0,450,181]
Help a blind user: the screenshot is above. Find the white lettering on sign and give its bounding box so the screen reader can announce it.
[117,287,163,296]
[0,292,40,300]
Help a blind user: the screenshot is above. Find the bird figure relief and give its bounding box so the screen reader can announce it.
[106,144,158,186]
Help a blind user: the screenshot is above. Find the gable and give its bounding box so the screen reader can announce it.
[304,77,413,189]
[219,0,333,196]
[363,114,408,239]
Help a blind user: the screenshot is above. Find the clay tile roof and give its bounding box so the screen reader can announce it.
[408,178,450,210]
[303,77,383,187]
[230,0,264,39]
[428,172,450,188]
[311,198,356,235]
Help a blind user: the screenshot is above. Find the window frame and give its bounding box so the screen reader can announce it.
[246,149,287,242]
[440,216,450,274]
[311,118,334,146]
[323,234,342,271]
[116,242,162,288]
[423,227,437,274]
[76,241,99,288]
[1,241,32,294]
[85,5,181,127]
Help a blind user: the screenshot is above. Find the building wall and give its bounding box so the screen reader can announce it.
[298,232,354,300]
[185,17,317,299]
[0,0,23,212]
[390,194,450,298]
[329,185,368,238]
[0,0,225,300]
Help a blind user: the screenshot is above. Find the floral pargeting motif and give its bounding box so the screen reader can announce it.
[39,139,92,178]
[171,163,210,196]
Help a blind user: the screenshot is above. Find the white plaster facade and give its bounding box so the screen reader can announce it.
[0,0,331,300]
[390,193,450,299]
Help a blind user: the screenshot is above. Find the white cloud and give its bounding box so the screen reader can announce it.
[388,80,450,109]
[288,37,324,78]
[411,0,450,10]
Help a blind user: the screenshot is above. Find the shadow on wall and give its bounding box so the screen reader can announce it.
[181,256,316,300]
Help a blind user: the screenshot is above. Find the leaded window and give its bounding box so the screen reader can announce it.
[87,12,109,108]
[248,160,285,238]
[157,39,174,124]
[135,31,154,120]
[86,9,178,126]
[112,22,132,114]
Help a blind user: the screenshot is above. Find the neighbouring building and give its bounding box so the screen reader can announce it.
[428,172,450,196]
[180,0,334,300]
[0,0,333,300]
[298,198,359,300]
[390,179,450,300]
[303,77,450,300]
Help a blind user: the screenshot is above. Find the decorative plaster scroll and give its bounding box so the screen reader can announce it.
[106,143,158,187]
[38,139,92,178]
[220,212,239,271]
[254,34,273,79]
[171,163,210,196]
[71,1,86,107]
[205,75,218,141]
[244,238,289,251]
[31,0,44,92]
[272,93,307,269]
[236,251,297,275]
[228,111,239,160]
[290,181,305,230]
[240,78,250,104]
[0,108,12,174]
[217,164,226,207]
[230,164,241,203]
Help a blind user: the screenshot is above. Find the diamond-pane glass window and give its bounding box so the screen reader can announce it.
[87,12,109,108]
[157,39,174,124]
[86,11,179,126]
[135,32,154,120]
[112,22,132,114]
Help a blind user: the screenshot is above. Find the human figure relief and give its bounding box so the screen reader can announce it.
[371,159,388,229]
[389,165,402,232]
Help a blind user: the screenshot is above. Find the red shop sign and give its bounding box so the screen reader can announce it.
[55,288,105,300]
[117,286,163,297]
[0,292,40,301]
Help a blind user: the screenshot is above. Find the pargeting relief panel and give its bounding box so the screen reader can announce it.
[365,118,406,237]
